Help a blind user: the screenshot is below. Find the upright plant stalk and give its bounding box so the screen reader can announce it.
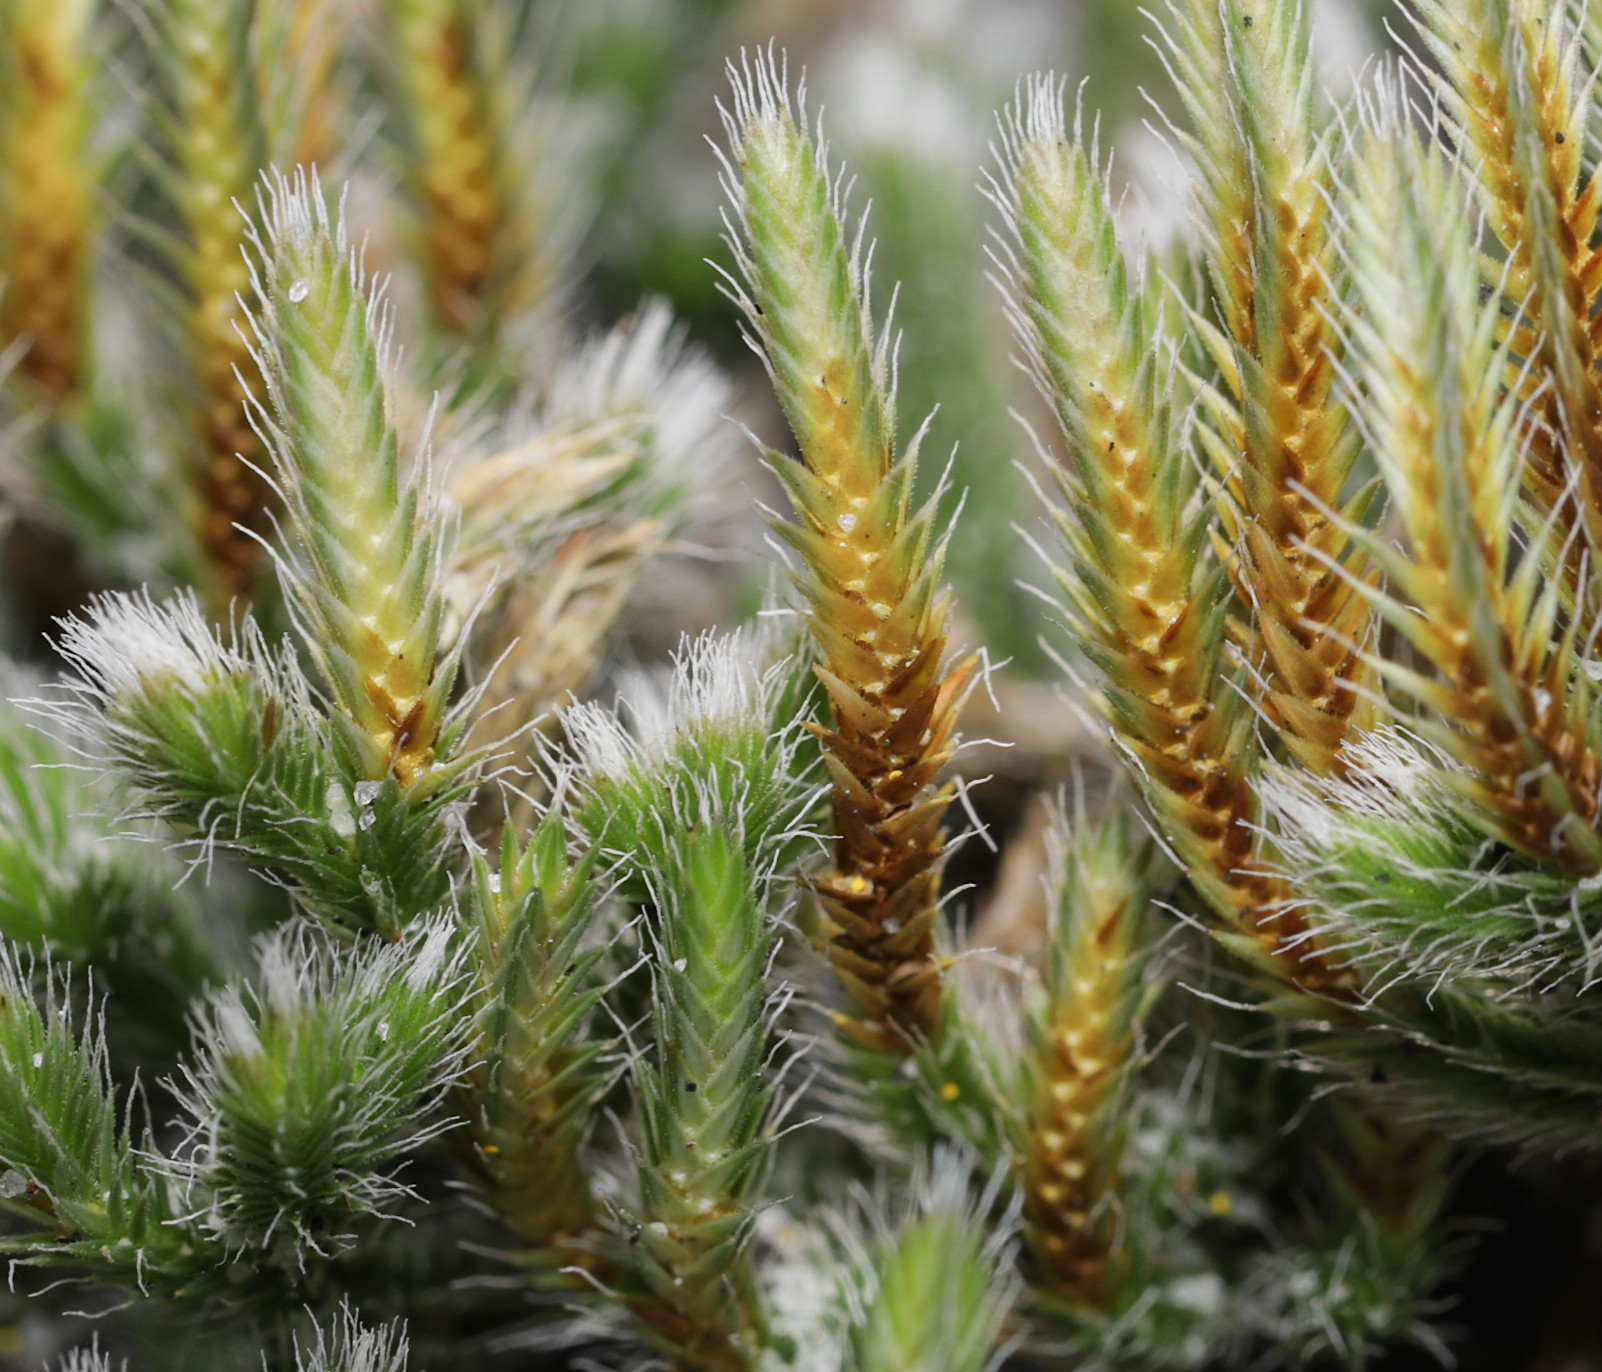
[1159,0,1376,777]
[465,818,607,1262]
[1163,12,1458,1264]
[243,170,453,787]
[994,79,1346,995]
[0,0,97,402]
[254,0,346,171]
[1409,0,1602,591]
[563,627,813,1367]
[385,0,548,344]
[1336,78,1602,872]
[159,0,274,605]
[718,53,976,1051]
[847,1150,1020,1372]
[625,827,776,1370]
[1018,806,1151,1309]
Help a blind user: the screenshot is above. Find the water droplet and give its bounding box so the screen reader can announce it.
[325,781,355,838]
[836,512,858,532]
[0,1170,25,1198]
[354,781,381,806]
[287,280,311,304]
[358,809,377,831]
[673,958,688,973]
[31,1053,43,1069]
[377,1021,391,1042]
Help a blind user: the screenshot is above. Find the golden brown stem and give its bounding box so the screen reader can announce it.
[1416,0,1602,588]
[1023,866,1140,1302]
[810,648,977,1051]
[389,0,535,338]
[0,0,95,402]
[1172,0,1376,778]
[1342,97,1602,874]
[728,73,975,1049]
[1005,83,1355,998]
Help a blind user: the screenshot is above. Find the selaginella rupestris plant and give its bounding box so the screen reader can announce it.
[716,55,978,1058]
[9,0,1602,1368]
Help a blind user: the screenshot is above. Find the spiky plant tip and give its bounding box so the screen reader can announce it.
[244,166,456,788]
[0,658,218,1024]
[0,943,203,1287]
[153,0,318,605]
[465,815,608,1255]
[1335,66,1602,875]
[591,620,817,1336]
[568,625,792,776]
[716,49,891,491]
[292,1302,410,1372]
[54,588,245,709]
[1261,728,1602,997]
[0,942,115,1230]
[844,1145,1022,1372]
[616,821,782,1366]
[42,584,475,939]
[1017,800,1155,1310]
[541,297,741,517]
[43,588,286,810]
[49,1343,125,1372]
[169,917,473,1250]
[387,0,552,346]
[254,0,349,171]
[1407,0,1602,600]
[1152,0,1323,348]
[721,47,979,1052]
[996,73,1352,1001]
[562,620,820,914]
[1156,0,1377,780]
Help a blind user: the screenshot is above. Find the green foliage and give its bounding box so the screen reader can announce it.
[168,918,471,1254]
[619,825,777,1358]
[464,816,610,1254]
[566,622,816,883]
[844,1150,1019,1372]
[0,944,204,1293]
[13,1,1602,1368]
[51,592,467,938]
[563,625,813,1365]
[0,669,215,1041]
[243,170,458,789]
[1265,731,1602,996]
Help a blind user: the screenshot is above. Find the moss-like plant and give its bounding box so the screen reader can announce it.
[12,3,1602,1368]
